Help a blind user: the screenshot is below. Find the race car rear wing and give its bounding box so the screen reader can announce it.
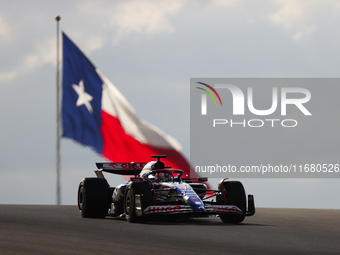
[95,162,147,177]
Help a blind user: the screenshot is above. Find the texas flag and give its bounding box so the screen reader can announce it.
[62,32,194,176]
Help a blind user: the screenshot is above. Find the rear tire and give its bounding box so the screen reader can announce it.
[77,178,111,218]
[217,181,246,223]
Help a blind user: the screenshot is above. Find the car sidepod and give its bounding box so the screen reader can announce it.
[174,183,205,211]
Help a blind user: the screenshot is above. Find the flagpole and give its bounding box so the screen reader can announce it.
[55,15,61,205]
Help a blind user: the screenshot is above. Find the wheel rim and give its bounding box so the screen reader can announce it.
[125,190,132,216]
[78,186,84,211]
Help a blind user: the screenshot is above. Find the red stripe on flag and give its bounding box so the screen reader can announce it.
[101,110,198,178]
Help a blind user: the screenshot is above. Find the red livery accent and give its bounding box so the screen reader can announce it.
[211,205,240,213]
[146,205,181,214]
[107,162,146,169]
[130,177,143,182]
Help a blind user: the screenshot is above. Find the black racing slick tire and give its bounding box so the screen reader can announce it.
[77,178,111,218]
[217,180,246,224]
[124,181,153,223]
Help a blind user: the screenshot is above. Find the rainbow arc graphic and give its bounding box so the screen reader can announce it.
[196,82,222,106]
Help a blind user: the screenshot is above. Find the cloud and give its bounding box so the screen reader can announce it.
[0,36,56,82]
[212,0,240,7]
[1,0,182,83]
[0,71,16,82]
[64,31,105,54]
[112,0,184,44]
[80,0,185,45]
[84,36,105,52]
[268,0,340,40]
[0,15,9,40]
[22,37,56,72]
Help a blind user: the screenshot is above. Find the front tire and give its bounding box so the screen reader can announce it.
[77,178,111,218]
[217,180,246,223]
[124,181,153,223]
[124,185,137,222]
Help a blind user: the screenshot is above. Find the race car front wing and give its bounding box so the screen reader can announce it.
[140,200,255,217]
[134,192,255,218]
[143,204,241,215]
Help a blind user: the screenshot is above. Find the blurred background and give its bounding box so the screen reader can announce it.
[0,0,339,208]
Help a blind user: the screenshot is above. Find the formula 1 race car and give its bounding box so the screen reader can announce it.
[77,155,255,223]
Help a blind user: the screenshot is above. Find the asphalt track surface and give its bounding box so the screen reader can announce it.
[0,205,339,255]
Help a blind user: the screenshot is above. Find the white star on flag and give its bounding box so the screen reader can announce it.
[72,80,93,113]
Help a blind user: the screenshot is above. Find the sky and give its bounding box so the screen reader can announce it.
[0,0,340,208]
